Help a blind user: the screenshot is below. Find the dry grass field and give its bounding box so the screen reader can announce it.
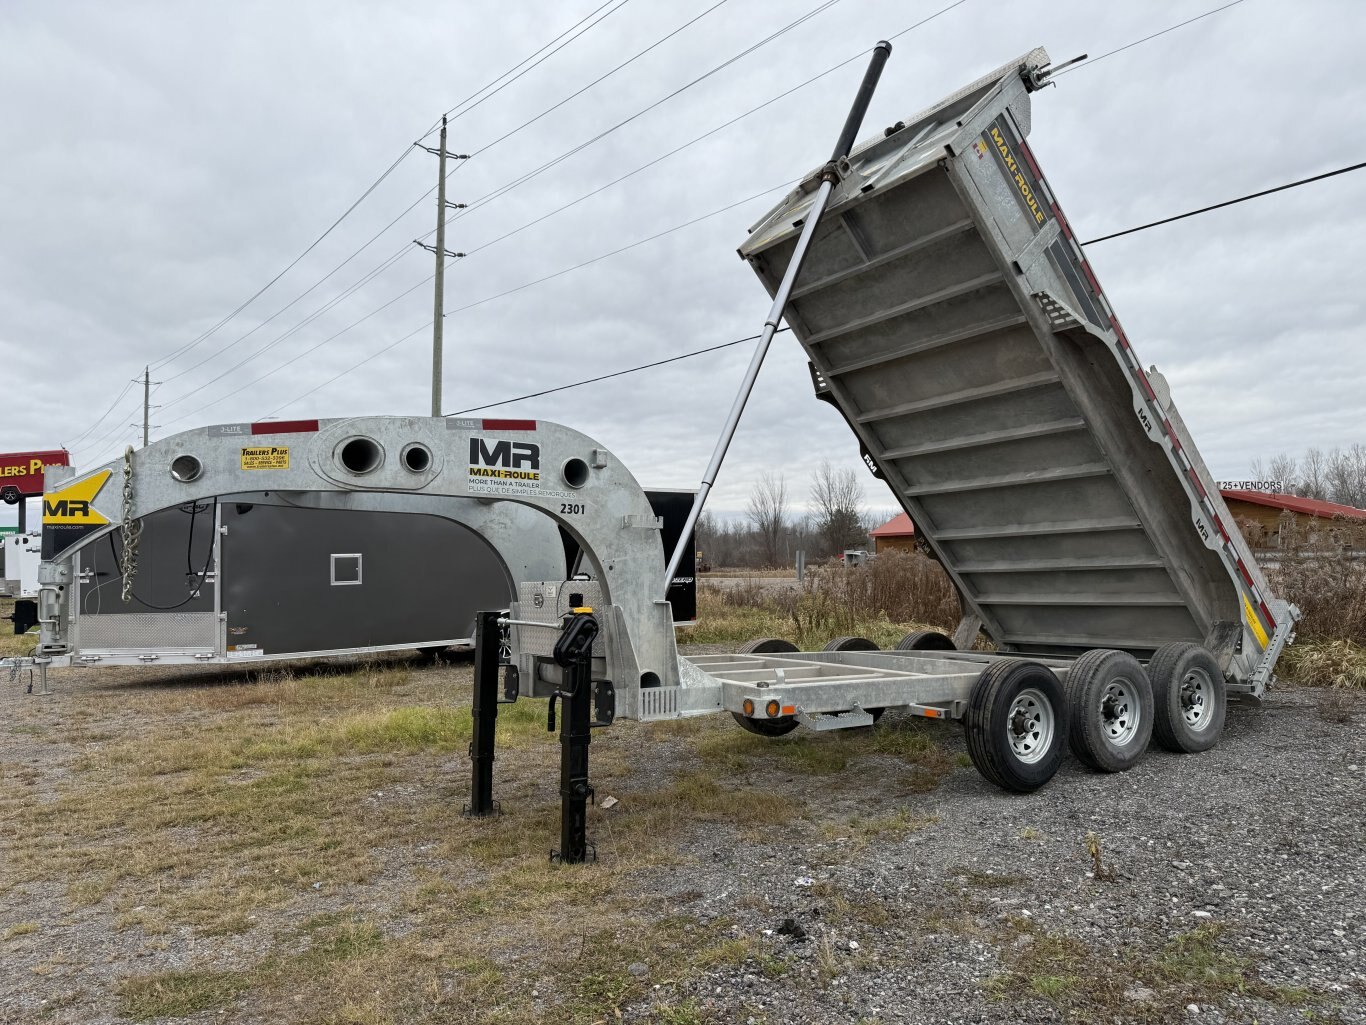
[2,563,1364,1023]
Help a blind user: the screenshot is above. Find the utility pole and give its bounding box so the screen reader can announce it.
[142,366,151,447]
[416,117,468,417]
[132,368,159,447]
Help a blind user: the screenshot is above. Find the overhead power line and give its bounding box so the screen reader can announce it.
[419,0,635,138]
[149,147,416,373]
[147,0,730,398]
[448,330,790,416]
[64,6,630,446]
[1081,159,1366,245]
[94,0,1253,443]
[450,159,1366,415]
[445,0,847,224]
[1055,0,1249,76]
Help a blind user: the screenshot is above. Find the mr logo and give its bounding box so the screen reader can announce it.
[44,498,90,517]
[469,438,540,470]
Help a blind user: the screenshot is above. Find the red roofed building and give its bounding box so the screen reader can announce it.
[869,512,916,554]
[1220,490,1366,548]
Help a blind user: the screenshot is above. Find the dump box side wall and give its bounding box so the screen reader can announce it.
[739,55,1285,680]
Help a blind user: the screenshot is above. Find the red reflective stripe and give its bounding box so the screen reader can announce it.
[1236,561,1255,587]
[1081,261,1103,295]
[251,419,318,435]
[481,418,536,431]
[1018,139,1045,179]
[1051,203,1073,238]
[1259,601,1276,630]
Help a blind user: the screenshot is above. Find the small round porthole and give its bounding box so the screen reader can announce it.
[562,457,590,489]
[337,436,383,475]
[401,443,432,474]
[170,454,203,483]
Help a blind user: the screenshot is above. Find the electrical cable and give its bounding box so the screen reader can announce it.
[448,159,1366,414]
[444,0,846,223]
[95,500,218,613]
[151,0,727,397]
[1081,159,1366,245]
[447,330,790,415]
[419,0,634,138]
[64,3,632,439]
[1054,0,1249,76]
[103,0,1259,432]
[258,180,795,419]
[243,1,966,418]
[156,246,415,415]
[149,151,415,374]
[62,379,136,448]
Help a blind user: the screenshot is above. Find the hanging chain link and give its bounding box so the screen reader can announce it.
[119,446,141,603]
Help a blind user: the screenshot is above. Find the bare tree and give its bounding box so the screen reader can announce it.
[746,472,788,568]
[1301,447,1328,500]
[810,459,866,557]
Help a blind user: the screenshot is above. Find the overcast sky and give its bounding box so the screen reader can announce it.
[2,0,1363,530]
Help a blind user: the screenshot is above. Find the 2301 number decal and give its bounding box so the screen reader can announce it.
[560,503,585,515]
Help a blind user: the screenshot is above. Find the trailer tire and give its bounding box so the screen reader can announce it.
[896,630,954,651]
[964,659,1067,793]
[1065,649,1154,772]
[1148,642,1226,753]
[820,637,884,719]
[823,636,879,652]
[732,638,800,737]
[0,486,19,505]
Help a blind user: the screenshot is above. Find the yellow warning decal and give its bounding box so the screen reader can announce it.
[1242,594,1269,649]
[42,470,112,525]
[241,445,289,470]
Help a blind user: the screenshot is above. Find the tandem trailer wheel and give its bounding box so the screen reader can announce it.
[964,659,1068,793]
[732,637,801,737]
[1065,649,1154,773]
[896,629,954,652]
[1147,642,1227,753]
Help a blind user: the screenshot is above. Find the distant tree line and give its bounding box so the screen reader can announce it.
[1250,444,1366,509]
[696,460,874,569]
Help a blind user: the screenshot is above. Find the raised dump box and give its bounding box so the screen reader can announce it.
[738,48,1296,697]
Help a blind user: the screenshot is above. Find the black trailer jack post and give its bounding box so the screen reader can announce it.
[549,603,601,865]
[463,610,504,819]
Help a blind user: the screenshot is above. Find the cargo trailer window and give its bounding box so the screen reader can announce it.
[330,553,362,586]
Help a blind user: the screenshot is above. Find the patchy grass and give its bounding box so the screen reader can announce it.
[3,921,38,939]
[690,712,957,795]
[1,658,837,1024]
[116,968,252,1021]
[677,586,946,649]
[1280,639,1366,689]
[987,916,1315,1019]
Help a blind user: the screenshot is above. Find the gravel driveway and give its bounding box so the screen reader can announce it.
[631,679,1366,1024]
[0,651,1362,1024]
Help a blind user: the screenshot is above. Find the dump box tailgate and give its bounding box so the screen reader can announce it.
[739,49,1292,688]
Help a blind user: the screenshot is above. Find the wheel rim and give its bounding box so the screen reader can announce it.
[1006,687,1054,764]
[1180,668,1214,731]
[1099,677,1140,746]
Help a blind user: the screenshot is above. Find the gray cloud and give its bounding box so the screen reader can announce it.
[2,0,1363,530]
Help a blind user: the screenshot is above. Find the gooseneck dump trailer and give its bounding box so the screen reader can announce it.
[479,47,1300,860]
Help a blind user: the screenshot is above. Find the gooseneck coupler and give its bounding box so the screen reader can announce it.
[663,40,893,594]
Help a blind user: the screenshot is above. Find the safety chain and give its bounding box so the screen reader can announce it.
[119,446,141,603]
